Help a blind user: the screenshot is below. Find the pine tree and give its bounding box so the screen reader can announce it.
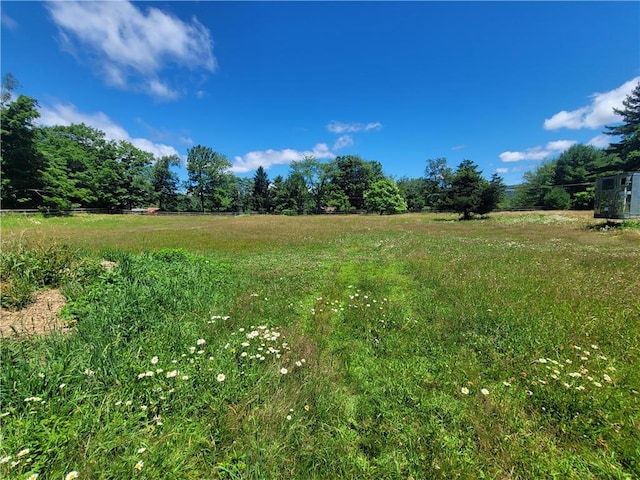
[604,81,640,171]
[252,166,271,213]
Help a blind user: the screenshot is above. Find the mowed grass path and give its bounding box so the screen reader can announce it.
[1,212,639,479]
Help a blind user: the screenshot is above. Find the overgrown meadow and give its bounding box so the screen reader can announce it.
[1,212,639,479]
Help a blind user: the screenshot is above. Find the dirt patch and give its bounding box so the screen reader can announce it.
[0,289,72,338]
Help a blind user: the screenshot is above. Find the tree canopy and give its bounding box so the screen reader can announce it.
[19,80,640,217]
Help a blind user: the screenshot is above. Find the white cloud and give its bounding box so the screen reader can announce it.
[587,134,611,149]
[326,121,383,134]
[451,144,466,151]
[499,140,577,163]
[38,103,180,159]
[495,168,509,174]
[46,1,215,99]
[231,143,334,174]
[148,79,179,102]
[333,134,354,150]
[544,77,639,130]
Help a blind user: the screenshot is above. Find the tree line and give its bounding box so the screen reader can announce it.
[2,75,638,217]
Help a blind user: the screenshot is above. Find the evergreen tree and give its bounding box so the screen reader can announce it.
[604,81,640,171]
[252,166,271,213]
[446,160,502,219]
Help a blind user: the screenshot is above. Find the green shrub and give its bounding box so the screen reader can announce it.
[0,240,100,308]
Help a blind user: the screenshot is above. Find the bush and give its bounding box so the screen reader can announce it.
[543,187,571,210]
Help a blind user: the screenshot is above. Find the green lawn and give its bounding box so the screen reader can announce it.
[1,212,639,479]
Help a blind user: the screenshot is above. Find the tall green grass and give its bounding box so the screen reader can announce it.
[1,213,638,479]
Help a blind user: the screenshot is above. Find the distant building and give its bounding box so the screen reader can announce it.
[594,172,640,219]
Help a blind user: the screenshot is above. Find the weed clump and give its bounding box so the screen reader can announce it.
[0,240,100,309]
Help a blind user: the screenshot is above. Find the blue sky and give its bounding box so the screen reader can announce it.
[2,1,639,185]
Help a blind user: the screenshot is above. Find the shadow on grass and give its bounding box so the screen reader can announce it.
[587,220,625,231]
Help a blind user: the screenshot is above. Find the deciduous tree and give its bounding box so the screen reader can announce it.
[1,95,43,207]
[364,178,407,214]
[186,145,231,212]
[151,155,180,211]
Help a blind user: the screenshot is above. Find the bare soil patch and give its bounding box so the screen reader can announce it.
[0,289,71,338]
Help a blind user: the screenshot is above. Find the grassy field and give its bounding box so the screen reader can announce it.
[1,211,639,479]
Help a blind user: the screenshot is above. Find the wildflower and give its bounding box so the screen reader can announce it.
[197,350,205,355]
[216,373,226,382]
[137,447,147,454]
[286,415,292,421]
[537,358,547,364]
[197,339,206,346]
[603,374,612,383]
[280,368,288,375]
[568,372,582,378]
[10,460,20,468]
[295,361,302,367]
[65,472,79,480]
[563,382,572,388]
[181,375,189,381]
[156,369,163,374]
[59,383,66,390]
[27,474,39,480]
[134,460,144,471]
[189,346,196,354]
[84,368,94,376]
[137,373,146,379]
[480,388,489,396]
[240,352,247,357]
[461,387,469,395]
[526,390,533,396]
[304,404,310,411]
[502,381,511,387]
[591,344,599,350]
[598,355,607,360]
[17,449,30,458]
[125,400,133,406]
[575,385,585,391]
[151,356,159,365]
[140,405,148,411]
[593,382,602,388]
[0,456,10,464]
[166,370,178,378]
[37,372,45,379]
